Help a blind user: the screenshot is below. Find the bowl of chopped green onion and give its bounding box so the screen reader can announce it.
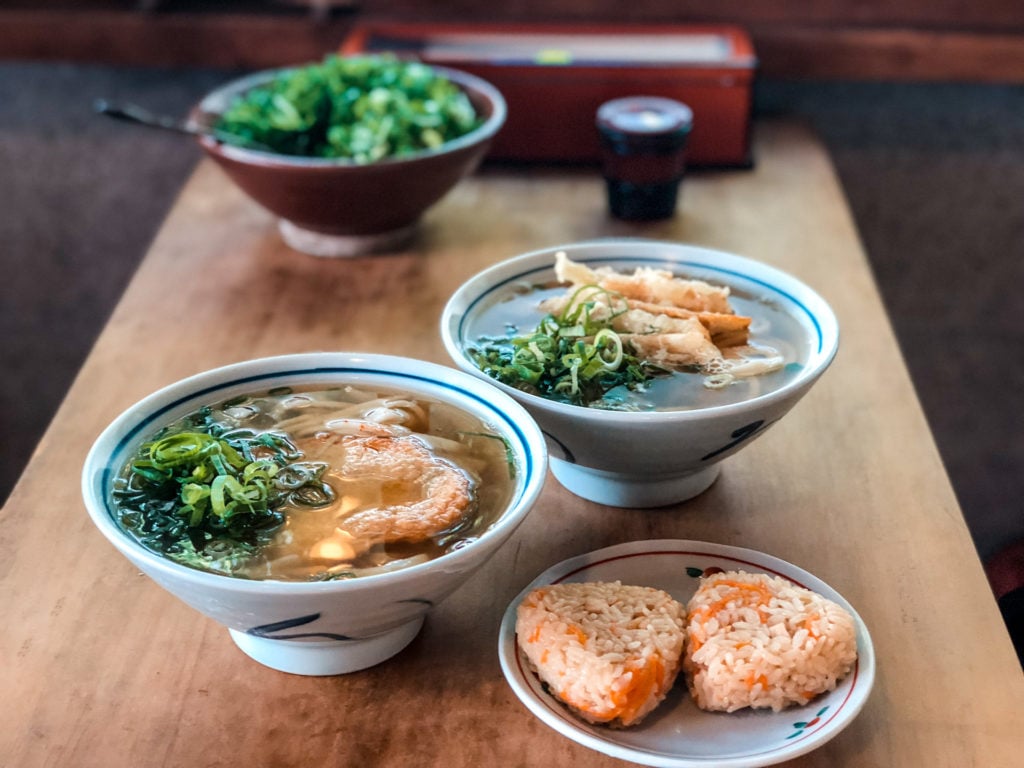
[189,54,506,257]
[441,240,839,508]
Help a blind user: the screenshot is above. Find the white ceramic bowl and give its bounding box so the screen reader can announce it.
[441,240,838,508]
[82,353,547,675]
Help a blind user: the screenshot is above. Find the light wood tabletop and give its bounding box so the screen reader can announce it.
[2,120,1021,767]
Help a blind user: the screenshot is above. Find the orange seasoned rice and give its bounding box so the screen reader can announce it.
[515,581,686,727]
[684,570,858,712]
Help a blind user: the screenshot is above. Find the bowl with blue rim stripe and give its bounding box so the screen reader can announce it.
[441,239,838,508]
[82,352,547,675]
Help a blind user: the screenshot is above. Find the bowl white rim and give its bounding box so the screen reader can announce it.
[195,62,508,168]
[81,352,547,595]
[441,239,840,423]
[497,538,876,768]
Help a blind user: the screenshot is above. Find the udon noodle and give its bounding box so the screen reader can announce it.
[112,384,515,581]
[469,252,803,411]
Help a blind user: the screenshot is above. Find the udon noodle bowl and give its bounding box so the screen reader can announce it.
[111,384,516,582]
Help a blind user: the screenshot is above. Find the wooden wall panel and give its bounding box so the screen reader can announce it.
[358,0,1024,31]
[0,2,1022,82]
[755,27,1024,82]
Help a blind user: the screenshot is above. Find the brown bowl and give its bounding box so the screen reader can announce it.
[190,64,506,256]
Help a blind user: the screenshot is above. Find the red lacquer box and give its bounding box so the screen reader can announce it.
[341,23,757,167]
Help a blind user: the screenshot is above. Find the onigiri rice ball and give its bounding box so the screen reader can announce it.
[515,581,687,727]
[684,570,858,712]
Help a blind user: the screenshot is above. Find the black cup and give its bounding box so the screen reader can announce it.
[596,97,693,221]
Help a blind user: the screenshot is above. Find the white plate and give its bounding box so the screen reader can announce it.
[498,540,875,768]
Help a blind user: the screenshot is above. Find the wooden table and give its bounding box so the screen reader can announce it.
[2,121,1022,767]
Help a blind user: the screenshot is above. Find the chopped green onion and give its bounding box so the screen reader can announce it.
[215,54,482,162]
[117,418,333,572]
[469,284,668,407]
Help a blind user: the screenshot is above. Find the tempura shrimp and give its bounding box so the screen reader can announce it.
[554,250,735,314]
[540,286,726,368]
[336,435,474,544]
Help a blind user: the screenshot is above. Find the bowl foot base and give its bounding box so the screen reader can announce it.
[550,459,721,508]
[228,616,424,675]
[279,219,418,257]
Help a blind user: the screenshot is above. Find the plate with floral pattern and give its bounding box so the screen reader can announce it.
[498,539,875,768]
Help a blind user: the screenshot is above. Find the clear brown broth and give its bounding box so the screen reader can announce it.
[115,385,516,581]
[468,280,809,411]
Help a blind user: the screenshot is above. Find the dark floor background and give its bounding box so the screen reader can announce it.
[1,63,1022,573]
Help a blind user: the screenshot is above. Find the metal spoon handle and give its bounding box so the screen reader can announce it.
[93,99,204,138]
[93,99,274,152]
